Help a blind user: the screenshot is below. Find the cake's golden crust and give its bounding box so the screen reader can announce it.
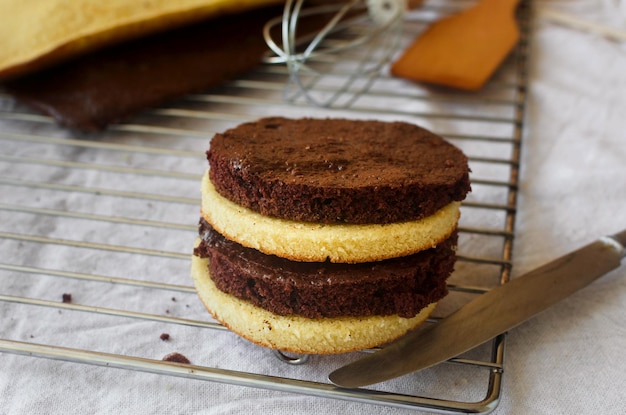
[201,171,461,263]
[191,248,436,354]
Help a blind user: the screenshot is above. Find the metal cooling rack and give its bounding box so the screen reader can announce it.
[0,1,531,413]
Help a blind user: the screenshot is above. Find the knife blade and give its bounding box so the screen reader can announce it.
[329,229,626,388]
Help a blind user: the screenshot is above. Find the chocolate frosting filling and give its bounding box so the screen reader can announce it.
[207,117,470,224]
[194,219,455,319]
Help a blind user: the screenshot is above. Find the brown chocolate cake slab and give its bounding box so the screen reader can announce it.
[194,219,454,319]
[4,6,283,130]
[207,117,471,224]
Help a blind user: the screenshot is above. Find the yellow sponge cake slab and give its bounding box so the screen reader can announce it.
[201,171,461,263]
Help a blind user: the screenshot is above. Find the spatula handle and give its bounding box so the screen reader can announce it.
[477,0,521,12]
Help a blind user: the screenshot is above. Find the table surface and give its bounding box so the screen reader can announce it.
[1,1,625,414]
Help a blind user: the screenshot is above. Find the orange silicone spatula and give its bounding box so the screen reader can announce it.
[391,0,522,91]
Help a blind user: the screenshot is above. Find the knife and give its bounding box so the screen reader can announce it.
[329,229,626,388]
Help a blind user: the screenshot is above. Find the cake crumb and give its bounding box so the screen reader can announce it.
[162,352,190,364]
[62,293,72,303]
[160,333,170,341]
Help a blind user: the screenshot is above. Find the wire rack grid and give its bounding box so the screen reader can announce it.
[0,1,531,413]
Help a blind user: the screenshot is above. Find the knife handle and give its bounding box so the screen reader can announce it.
[608,229,626,258]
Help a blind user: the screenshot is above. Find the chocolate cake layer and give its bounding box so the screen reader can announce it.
[194,219,455,319]
[4,6,282,130]
[207,117,471,224]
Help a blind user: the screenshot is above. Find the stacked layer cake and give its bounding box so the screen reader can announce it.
[191,117,470,354]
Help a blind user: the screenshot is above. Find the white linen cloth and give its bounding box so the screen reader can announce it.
[1,0,625,414]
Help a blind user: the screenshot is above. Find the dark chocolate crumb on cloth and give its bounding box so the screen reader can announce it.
[162,352,190,364]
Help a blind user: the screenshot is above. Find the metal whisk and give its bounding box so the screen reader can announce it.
[263,0,409,107]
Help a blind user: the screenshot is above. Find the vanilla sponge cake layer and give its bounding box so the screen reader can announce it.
[191,250,437,354]
[201,171,461,263]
